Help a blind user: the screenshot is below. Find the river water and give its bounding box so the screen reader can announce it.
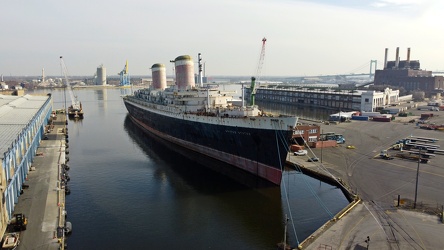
[33,87,348,249]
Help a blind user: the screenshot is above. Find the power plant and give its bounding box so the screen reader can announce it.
[374,47,444,96]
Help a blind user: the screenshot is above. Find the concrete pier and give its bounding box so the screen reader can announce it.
[13,112,68,250]
[286,111,444,249]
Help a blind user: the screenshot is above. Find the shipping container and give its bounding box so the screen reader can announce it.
[351,116,369,121]
[421,113,433,119]
[372,116,391,122]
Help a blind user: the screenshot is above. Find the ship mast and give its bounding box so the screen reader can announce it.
[198,53,203,87]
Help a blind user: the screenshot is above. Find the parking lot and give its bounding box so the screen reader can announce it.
[289,108,444,249]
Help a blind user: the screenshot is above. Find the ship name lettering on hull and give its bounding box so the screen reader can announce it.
[225,130,251,136]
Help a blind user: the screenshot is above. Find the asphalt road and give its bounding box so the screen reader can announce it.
[14,114,67,250]
[291,110,444,249]
[317,113,444,207]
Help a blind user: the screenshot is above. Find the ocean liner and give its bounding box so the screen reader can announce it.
[123,54,297,185]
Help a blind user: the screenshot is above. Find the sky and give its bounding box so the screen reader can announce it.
[1,0,443,77]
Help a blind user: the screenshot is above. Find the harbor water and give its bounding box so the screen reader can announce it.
[34,87,348,249]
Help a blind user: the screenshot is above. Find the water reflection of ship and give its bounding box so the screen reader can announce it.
[123,114,284,246]
[123,115,276,189]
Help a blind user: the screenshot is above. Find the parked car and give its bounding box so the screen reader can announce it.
[307,157,319,162]
[293,150,307,156]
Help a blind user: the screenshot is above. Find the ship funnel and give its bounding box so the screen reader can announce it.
[174,55,195,90]
[151,63,167,90]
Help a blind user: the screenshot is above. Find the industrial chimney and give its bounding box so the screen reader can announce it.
[406,48,411,69]
[395,47,400,69]
[384,48,388,70]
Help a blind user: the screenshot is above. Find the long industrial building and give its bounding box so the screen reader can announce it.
[0,94,52,235]
[245,86,402,112]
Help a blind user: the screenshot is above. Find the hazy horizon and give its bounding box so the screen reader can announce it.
[1,0,443,77]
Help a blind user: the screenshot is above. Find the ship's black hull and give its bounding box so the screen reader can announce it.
[124,99,293,184]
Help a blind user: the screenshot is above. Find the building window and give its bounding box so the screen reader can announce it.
[293,130,303,135]
[309,129,317,134]
[365,98,369,103]
[308,136,317,142]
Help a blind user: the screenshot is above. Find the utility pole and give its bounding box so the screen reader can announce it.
[414,147,421,209]
[321,129,323,163]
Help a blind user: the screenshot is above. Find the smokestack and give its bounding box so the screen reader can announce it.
[384,48,388,69]
[406,48,411,69]
[395,47,400,69]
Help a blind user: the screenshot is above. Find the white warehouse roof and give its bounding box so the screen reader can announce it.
[0,94,50,159]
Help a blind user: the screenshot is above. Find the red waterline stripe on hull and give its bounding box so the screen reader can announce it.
[130,116,283,185]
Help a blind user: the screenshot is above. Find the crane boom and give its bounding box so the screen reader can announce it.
[119,60,131,86]
[60,56,80,110]
[256,37,267,82]
[250,37,267,106]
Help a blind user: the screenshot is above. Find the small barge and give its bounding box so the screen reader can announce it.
[68,103,84,119]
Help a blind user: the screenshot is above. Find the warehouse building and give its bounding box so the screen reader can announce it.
[0,94,52,235]
[246,85,402,113]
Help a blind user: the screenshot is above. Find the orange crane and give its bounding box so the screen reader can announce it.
[250,37,267,106]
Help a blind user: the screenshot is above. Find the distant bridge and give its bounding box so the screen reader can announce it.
[287,60,377,80]
[296,65,444,79]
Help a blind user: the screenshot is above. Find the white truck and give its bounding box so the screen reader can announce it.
[293,150,308,156]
